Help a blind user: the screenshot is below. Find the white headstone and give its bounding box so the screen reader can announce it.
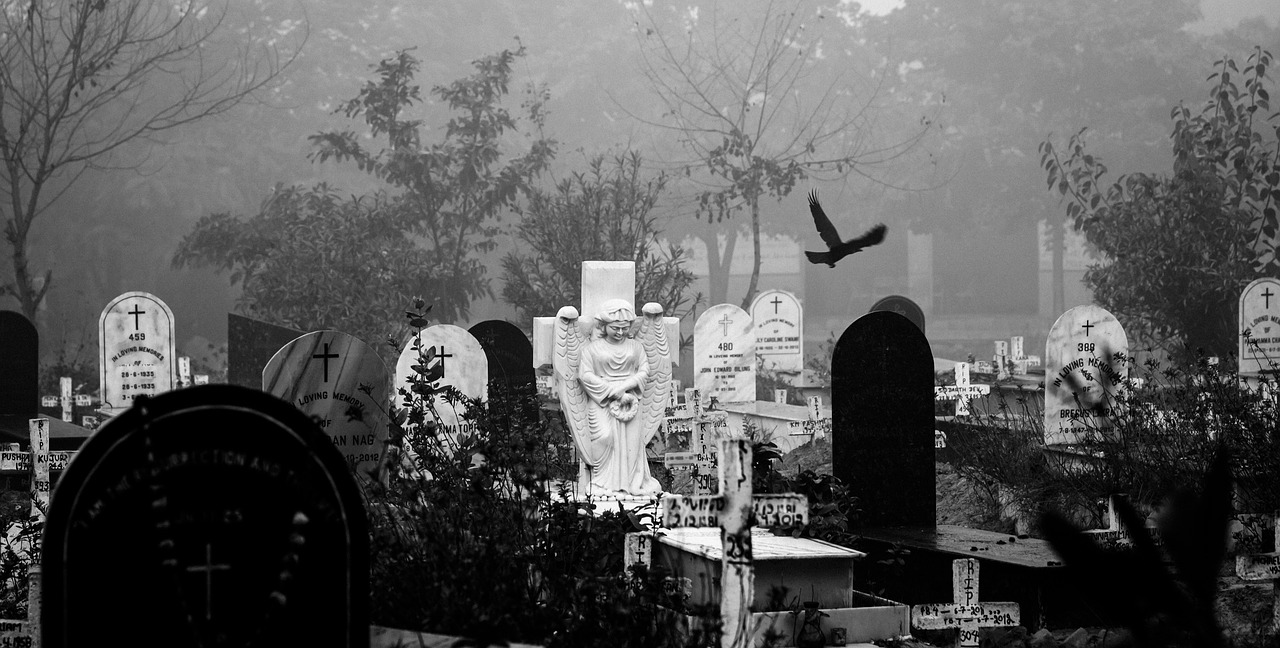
[98,291,176,414]
[695,304,756,404]
[750,289,803,377]
[1239,278,1280,376]
[1044,305,1128,445]
[395,324,487,440]
[262,330,392,477]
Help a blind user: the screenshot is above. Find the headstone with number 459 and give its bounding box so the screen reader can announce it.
[98,292,177,415]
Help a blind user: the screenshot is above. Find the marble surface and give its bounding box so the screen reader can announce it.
[694,304,756,404]
[394,324,487,439]
[1239,277,1280,375]
[750,289,803,375]
[98,291,176,413]
[1043,305,1128,445]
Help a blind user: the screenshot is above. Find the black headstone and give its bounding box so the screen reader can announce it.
[43,385,369,648]
[869,295,926,333]
[468,320,534,393]
[227,313,305,389]
[832,310,935,528]
[0,311,38,443]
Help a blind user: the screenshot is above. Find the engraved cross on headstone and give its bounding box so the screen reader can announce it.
[186,543,232,621]
[312,343,340,382]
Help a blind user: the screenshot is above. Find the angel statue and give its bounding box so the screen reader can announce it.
[553,298,672,496]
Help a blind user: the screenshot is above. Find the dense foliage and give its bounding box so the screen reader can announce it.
[945,352,1280,535]
[1041,48,1280,358]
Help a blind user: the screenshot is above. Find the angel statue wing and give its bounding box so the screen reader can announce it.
[636,303,672,446]
[552,306,598,466]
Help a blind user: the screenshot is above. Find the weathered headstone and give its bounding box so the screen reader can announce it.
[227,313,305,389]
[869,294,926,333]
[1239,278,1280,376]
[749,289,803,378]
[694,304,756,404]
[394,324,487,440]
[98,291,177,414]
[833,310,935,528]
[910,559,1020,647]
[1043,305,1128,446]
[468,320,534,394]
[0,311,38,440]
[1082,495,1163,550]
[662,391,728,496]
[42,385,369,648]
[263,331,391,478]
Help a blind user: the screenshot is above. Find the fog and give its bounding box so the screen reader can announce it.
[8,0,1278,371]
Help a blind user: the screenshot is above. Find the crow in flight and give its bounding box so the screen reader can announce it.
[804,190,887,267]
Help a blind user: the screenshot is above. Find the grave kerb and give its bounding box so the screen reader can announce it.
[1235,513,1280,630]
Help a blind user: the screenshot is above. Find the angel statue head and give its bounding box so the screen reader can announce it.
[594,299,636,343]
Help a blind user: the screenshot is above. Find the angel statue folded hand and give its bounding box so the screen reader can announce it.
[553,298,671,496]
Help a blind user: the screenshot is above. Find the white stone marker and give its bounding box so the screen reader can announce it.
[98,291,176,414]
[395,324,487,440]
[695,304,756,404]
[910,558,1020,647]
[750,289,804,378]
[935,362,990,417]
[1239,278,1280,376]
[1044,305,1128,446]
[0,418,47,648]
[1236,514,1280,630]
[663,390,729,496]
[660,439,810,648]
[263,330,391,477]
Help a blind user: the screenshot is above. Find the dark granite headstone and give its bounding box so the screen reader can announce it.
[468,320,534,393]
[43,385,369,648]
[227,313,305,389]
[832,310,935,528]
[869,295,926,333]
[0,311,38,443]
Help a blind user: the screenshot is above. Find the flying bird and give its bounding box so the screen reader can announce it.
[804,190,887,268]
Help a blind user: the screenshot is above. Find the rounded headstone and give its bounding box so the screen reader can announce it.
[42,385,368,648]
[1239,278,1280,376]
[869,294,925,333]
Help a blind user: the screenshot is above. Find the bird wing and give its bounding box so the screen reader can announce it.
[807,190,843,249]
[845,223,888,251]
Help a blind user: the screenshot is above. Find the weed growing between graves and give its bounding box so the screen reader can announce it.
[944,350,1280,534]
[360,303,704,647]
[0,489,33,619]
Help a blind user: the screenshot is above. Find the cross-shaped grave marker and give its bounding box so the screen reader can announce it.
[1236,512,1280,630]
[0,418,51,648]
[910,558,1020,647]
[935,363,990,417]
[657,439,810,648]
[786,395,832,437]
[663,389,729,495]
[186,543,232,622]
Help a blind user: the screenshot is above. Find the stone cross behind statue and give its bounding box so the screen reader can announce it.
[910,558,1020,648]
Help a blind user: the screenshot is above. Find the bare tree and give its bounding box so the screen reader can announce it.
[628,0,934,308]
[0,0,302,319]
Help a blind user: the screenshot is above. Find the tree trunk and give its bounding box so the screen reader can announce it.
[739,195,762,311]
[700,223,737,306]
[1051,215,1065,316]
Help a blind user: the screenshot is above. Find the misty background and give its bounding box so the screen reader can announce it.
[7,0,1278,378]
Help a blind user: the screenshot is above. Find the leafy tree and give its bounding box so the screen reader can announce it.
[1040,47,1279,358]
[629,0,932,308]
[0,0,300,320]
[173,183,433,349]
[174,46,555,344]
[500,151,700,323]
[309,47,556,324]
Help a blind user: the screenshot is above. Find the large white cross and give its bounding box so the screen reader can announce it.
[628,440,809,648]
